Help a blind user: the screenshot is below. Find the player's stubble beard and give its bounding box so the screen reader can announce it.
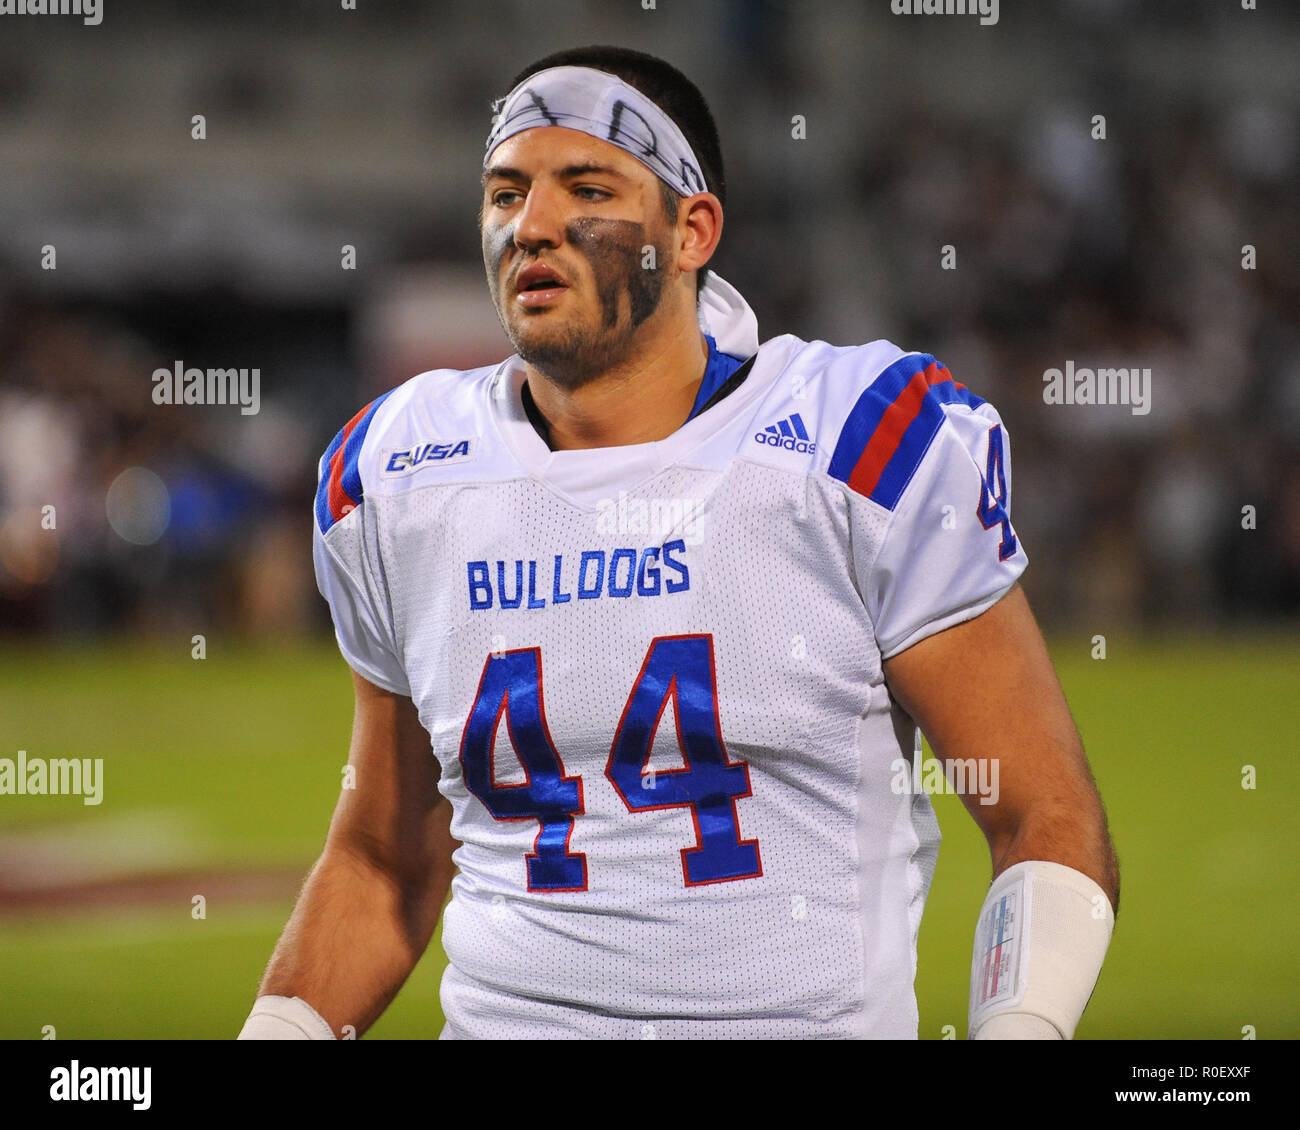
[483,216,672,390]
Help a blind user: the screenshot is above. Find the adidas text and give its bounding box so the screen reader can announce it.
[754,412,817,454]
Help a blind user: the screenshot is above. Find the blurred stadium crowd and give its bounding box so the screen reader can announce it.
[0,0,1295,639]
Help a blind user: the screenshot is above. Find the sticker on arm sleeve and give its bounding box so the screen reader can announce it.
[970,872,1032,1021]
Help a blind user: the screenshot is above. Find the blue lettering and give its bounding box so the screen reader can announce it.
[552,554,571,604]
[526,559,546,609]
[468,560,492,609]
[469,543,688,610]
[497,560,524,609]
[636,547,661,596]
[662,539,690,592]
[607,548,636,598]
[577,550,605,599]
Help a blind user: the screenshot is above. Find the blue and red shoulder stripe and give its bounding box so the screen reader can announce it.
[314,392,394,535]
[827,353,985,511]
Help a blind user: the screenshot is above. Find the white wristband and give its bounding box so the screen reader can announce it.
[968,860,1114,1040]
[237,995,337,1040]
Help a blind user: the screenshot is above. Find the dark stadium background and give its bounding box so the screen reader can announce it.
[0,0,1295,1041]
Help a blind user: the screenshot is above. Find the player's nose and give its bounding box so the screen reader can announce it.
[512,182,566,252]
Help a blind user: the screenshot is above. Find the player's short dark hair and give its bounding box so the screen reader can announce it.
[504,45,726,295]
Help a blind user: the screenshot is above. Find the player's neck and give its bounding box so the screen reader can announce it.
[522,311,709,451]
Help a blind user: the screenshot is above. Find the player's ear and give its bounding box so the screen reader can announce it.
[677,193,723,277]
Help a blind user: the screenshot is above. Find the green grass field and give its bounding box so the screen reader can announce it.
[1,635,1296,1039]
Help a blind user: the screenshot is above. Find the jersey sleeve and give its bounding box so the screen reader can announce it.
[831,353,1029,660]
[312,395,410,696]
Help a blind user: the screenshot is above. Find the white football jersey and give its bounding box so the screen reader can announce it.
[313,279,1027,1039]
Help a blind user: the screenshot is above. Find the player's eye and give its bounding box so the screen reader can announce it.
[491,189,524,208]
[574,186,611,201]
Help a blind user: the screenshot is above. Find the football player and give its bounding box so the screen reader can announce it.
[240,45,1118,1040]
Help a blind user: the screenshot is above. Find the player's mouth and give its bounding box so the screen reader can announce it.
[514,263,570,309]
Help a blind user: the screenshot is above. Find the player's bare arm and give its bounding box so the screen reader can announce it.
[241,671,457,1039]
[884,583,1119,1037]
[883,583,1118,904]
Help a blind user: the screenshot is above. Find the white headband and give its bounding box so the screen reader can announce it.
[485,65,708,198]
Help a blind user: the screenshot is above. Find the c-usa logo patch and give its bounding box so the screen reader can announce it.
[380,439,473,477]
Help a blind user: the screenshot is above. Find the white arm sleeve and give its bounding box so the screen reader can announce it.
[968,860,1115,1039]
[861,400,1028,659]
[237,995,336,1040]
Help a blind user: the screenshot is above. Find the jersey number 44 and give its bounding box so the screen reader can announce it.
[459,634,763,892]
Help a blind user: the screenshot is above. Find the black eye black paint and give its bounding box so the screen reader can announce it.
[482,219,517,312]
[564,217,666,331]
[480,211,671,387]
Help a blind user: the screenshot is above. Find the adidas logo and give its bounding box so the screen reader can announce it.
[753,412,816,453]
